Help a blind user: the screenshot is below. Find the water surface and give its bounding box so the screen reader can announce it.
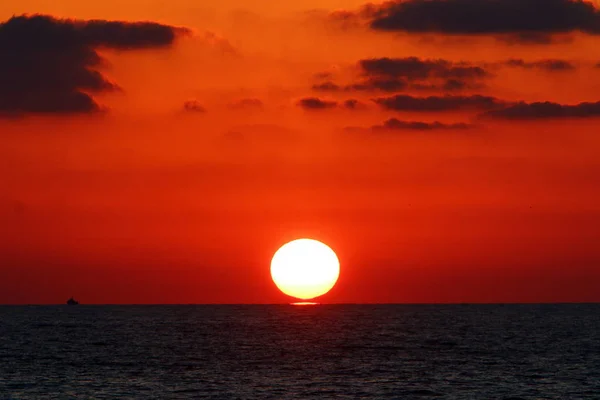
[1,304,598,399]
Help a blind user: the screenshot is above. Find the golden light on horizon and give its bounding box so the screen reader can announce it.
[270,239,340,300]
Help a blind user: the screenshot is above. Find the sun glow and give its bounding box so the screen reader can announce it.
[270,239,340,300]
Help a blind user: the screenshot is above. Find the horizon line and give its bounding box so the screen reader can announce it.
[2,302,599,306]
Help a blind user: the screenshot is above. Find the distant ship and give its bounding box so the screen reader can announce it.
[66,297,79,305]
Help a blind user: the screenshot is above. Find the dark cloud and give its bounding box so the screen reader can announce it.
[228,98,264,110]
[312,57,488,94]
[313,78,408,92]
[360,57,488,80]
[343,99,368,110]
[374,94,505,112]
[371,0,600,33]
[496,32,560,45]
[297,97,337,110]
[442,79,475,91]
[348,78,409,92]
[374,118,473,130]
[0,15,187,114]
[410,79,484,92]
[346,118,472,133]
[183,100,207,113]
[505,59,576,71]
[312,81,342,92]
[295,97,368,111]
[480,101,600,120]
[347,0,600,42]
[315,78,481,93]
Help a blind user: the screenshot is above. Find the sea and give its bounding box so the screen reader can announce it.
[0,304,598,399]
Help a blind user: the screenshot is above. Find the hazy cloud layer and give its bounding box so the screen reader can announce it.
[480,101,600,119]
[228,98,264,110]
[0,15,186,114]
[374,94,505,112]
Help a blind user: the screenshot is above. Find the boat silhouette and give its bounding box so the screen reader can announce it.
[66,297,79,305]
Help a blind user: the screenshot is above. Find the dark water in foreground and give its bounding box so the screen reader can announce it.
[1,305,599,399]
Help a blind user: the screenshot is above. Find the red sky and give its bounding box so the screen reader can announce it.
[1,0,599,304]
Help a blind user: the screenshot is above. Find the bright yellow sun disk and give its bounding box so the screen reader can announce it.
[270,239,340,300]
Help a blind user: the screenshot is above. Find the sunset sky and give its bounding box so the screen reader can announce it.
[1,0,600,304]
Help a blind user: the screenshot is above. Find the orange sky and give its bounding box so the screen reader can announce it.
[1,0,600,304]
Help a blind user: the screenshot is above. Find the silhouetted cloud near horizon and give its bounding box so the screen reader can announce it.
[336,0,600,44]
[360,57,488,80]
[314,78,483,93]
[359,57,487,92]
[296,97,369,111]
[183,100,207,113]
[346,118,473,132]
[312,81,343,92]
[505,59,576,71]
[480,101,600,119]
[374,118,473,130]
[313,79,410,93]
[297,97,338,110]
[374,94,505,112]
[0,15,187,114]
[349,78,409,92]
[313,57,488,94]
[343,99,368,109]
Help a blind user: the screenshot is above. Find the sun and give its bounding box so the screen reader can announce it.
[270,239,340,300]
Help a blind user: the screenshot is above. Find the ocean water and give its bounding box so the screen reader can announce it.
[0,304,599,399]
